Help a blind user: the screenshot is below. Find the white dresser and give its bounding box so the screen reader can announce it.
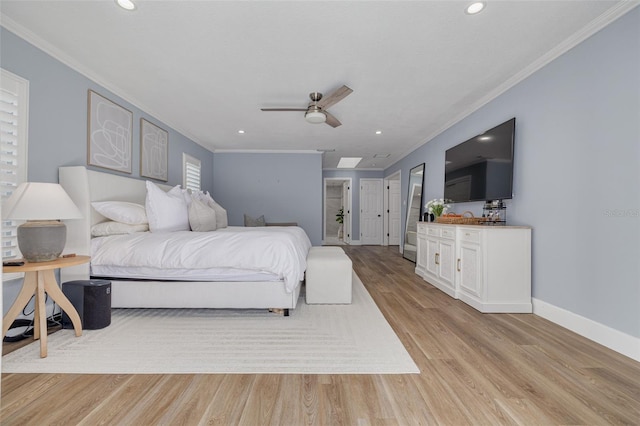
[416,222,532,313]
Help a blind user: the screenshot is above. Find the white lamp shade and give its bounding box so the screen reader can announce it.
[3,182,83,221]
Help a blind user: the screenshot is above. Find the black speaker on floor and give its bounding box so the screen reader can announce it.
[62,280,111,330]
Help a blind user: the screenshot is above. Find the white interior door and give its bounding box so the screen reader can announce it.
[388,180,401,245]
[360,178,383,245]
[342,181,351,244]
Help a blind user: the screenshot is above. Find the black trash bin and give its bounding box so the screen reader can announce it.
[62,280,111,330]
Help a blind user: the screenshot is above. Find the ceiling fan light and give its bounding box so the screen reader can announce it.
[116,0,136,11]
[305,111,326,124]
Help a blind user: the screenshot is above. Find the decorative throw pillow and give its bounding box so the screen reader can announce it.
[244,214,266,227]
[188,198,217,232]
[91,201,148,225]
[91,221,149,237]
[202,193,228,229]
[145,181,190,232]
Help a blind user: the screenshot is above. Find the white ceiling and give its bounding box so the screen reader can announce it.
[1,1,635,169]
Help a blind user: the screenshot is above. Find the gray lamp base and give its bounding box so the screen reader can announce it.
[17,220,67,262]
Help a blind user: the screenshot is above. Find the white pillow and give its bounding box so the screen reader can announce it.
[203,193,228,229]
[91,221,149,237]
[145,181,190,232]
[91,201,148,225]
[188,198,217,232]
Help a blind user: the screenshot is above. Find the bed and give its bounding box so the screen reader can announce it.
[59,166,310,315]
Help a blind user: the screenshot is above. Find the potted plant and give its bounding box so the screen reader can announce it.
[425,199,450,219]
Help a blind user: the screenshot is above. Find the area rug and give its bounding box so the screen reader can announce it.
[2,272,419,374]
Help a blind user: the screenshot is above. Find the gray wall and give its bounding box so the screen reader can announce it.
[0,27,214,189]
[212,152,323,245]
[385,9,640,338]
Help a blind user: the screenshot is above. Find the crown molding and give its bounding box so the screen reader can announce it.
[0,17,209,152]
[390,1,640,171]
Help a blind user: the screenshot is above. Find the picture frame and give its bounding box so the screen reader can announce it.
[140,118,169,181]
[87,90,133,174]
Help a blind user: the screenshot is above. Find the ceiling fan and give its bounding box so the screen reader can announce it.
[261,85,353,128]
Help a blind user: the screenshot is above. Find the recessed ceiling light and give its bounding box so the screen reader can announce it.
[116,0,136,11]
[478,135,492,142]
[465,1,486,15]
[238,130,245,134]
[337,157,362,169]
[374,153,390,158]
[375,130,383,135]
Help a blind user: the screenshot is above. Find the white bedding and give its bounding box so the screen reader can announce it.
[90,226,311,293]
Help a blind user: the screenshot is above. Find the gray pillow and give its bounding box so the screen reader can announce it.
[189,199,217,232]
[244,214,266,227]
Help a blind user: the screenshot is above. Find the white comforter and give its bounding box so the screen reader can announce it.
[90,226,312,293]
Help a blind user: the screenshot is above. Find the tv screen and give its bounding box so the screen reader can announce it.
[444,118,515,203]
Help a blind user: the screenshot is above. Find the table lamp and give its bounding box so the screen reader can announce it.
[2,182,82,262]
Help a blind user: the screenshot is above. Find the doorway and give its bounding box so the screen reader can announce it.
[323,178,352,245]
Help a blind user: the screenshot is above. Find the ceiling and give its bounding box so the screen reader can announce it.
[0,1,635,170]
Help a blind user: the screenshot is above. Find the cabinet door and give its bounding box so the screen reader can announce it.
[458,242,481,298]
[438,239,456,292]
[416,234,429,274]
[425,237,439,278]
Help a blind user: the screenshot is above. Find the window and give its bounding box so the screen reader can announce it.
[182,153,201,191]
[1,69,29,266]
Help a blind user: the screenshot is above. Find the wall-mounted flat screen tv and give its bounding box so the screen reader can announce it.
[444,117,515,203]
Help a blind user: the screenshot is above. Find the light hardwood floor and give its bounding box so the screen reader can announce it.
[2,245,639,425]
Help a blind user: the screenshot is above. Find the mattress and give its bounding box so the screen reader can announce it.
[90,226,311,292]
[91,265,280,282]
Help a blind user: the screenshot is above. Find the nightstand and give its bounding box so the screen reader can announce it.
[2,255,90,358]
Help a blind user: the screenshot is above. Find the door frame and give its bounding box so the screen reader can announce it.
[323,177,352,245]
[384,170,401,249]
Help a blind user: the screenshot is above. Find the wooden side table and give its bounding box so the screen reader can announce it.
[2,255,91,358]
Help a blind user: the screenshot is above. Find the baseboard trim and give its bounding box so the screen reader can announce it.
[532,298,640,362]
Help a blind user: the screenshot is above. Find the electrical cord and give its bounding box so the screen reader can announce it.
[3,296,62,343]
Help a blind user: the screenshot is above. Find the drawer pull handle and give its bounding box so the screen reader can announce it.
[457,259,461,271]
[435,253,440,265]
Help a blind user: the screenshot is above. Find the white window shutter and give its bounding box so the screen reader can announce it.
[183,153,201,191]
[0,69,29,264]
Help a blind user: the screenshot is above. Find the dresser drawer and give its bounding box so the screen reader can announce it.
[459,228,481,243]
[440,228,456,240]
[417,223,427,235]
[426,226,439,237]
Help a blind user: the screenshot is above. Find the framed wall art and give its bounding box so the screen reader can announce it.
[140,118,169,181]
[87,90,133,174]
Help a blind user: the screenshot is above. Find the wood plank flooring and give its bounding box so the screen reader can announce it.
[2,245,639,425]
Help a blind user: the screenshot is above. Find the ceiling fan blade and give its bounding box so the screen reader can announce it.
[324,111,342,128]
[261,108,308,111]
[317,85,353,109]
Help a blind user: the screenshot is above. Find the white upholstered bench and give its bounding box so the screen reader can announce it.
[305,246,353,304]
